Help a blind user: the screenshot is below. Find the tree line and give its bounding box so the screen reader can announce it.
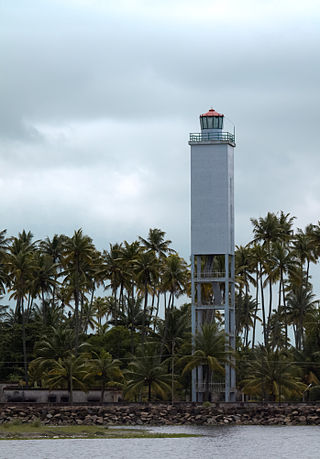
[0,213,320,402]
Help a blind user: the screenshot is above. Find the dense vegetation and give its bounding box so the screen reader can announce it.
[1,212,320,402]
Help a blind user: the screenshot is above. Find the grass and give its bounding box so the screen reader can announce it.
[0,423,200,440]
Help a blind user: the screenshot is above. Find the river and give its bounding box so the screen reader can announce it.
[0,425,318,458]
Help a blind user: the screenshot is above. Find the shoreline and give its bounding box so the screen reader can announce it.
[1,403,320,427]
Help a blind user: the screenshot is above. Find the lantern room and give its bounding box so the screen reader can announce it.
[200,108,224,131]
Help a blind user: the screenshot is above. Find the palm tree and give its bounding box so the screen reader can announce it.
[268,310,289,350]
[30,252,59,325]
[235,245,255,297]
[87,350,122,402]
[117,240,142,303]
[235,293,259,347]
[292,228,316,286]
[286,284,317,350]
[125,346,172,401]
[250,243,267,347]
[268,241,298,345]
[134,250,159,348]
[0,229,9,252]
[100,244,125,310]
[157,307,189,402]
[32,326,77,372]
[40,234,66,307]
[240,346,305,401]
[6,234,37,385]
[62,229,95,350]
[139,228,175,259]
[278,211,295,244]
[0,230,9,294]
[181,322,230,401]
[251,213,281,341]
[46,354,88,404]
[139,229,176,319]
[113,297,144,353]
[251,212,281,247]
[159,255,189,357]
[161,254,189,310]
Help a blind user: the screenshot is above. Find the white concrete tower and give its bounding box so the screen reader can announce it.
[189,108,236,402]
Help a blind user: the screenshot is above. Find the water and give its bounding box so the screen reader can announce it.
[0,425,319,459]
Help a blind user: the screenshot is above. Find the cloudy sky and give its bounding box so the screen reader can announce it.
[1,0,320,261]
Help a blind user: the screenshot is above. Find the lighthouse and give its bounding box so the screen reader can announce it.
[189,108,236,402]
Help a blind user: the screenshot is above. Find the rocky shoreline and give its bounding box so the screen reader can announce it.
[1,403,320,426]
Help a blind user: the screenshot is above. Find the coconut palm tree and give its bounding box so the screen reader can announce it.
[139,228,175,260]
[181,322,231,401]
[40,234,66,307]
[117,240,142,303]
[46,354,88,404]
[161,254,189,310]
[292,228,316,286]
[125,345,172,401]
[251,213,282,341]
[249,243,267,346]
[102,243,123,297]
[33,326,76,362]
[134,250,159,348]
[235,245,255,297]
[286,284,318,350]
[0,230,9,294]
[240,345,305,401]
[62,229,95,350]
[139,229,176,317]
[87,350,122,402]
[235,293,259,347]
[6,234,37,385]
[157,306,189,402]
[30,252,59,325]
[112,297,144,353]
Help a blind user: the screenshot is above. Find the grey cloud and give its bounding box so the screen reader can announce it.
[1,0,320,271]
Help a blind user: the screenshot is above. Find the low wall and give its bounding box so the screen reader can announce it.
[1,403,320,425]
[0,386,122,403]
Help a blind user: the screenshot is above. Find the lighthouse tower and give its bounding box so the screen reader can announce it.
[189,108,236,402]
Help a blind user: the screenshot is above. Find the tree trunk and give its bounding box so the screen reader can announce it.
[141,282,148,350]
[171,341,175,404]
[267,278,273,341]
[74,289,80,352]
[20,297,29,387]
[252,269,259,348]
[41,289,47,325]
[260,269,267,346]
[153,293,160,331]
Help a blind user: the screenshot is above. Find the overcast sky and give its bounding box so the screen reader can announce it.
[1,0,320,261]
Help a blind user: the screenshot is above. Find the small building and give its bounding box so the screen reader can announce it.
[0,384,122,403]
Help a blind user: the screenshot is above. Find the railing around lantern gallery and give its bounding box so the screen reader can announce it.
[189,132,235,143]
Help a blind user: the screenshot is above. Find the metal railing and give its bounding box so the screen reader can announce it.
[197,382,225,393]
[189,132,235,143]
[194,271,226,279]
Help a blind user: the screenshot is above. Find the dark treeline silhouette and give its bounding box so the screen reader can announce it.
[1,214,320,402]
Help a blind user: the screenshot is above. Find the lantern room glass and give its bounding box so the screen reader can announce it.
[200,116,223,130]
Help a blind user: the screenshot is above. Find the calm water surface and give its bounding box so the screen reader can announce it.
[0,425,319,459]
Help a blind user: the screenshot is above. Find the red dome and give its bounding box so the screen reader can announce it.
[200,108,224,117]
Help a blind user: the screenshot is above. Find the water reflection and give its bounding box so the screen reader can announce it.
[1,426,319,459]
